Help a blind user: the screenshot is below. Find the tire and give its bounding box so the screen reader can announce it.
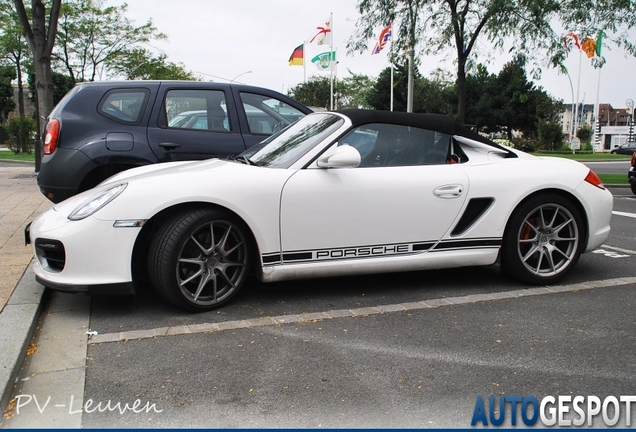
[630,182,636,195]
[501,194,584,285]
[148,208,252,311]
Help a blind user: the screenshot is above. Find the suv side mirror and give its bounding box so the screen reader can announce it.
[316,144,361,168]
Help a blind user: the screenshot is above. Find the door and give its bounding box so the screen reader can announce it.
[279,122,470,263]
[233,90,310,149]
[147,86,246,162]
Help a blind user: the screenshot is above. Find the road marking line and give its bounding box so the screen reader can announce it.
[613,210,636,219]
[87,276,636,345]
[601,244,636,255]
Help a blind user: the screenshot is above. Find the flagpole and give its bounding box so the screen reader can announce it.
[329,12,334,110]
[389,29,394,112]
[303,43,306,83]
[593,66,601,152]
[390,65,394,112]
[573,49,582,142]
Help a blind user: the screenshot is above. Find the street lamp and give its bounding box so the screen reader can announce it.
[564,69,575,142]
[230,70,252,83]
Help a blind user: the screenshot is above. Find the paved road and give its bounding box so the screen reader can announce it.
[3,188,636,428]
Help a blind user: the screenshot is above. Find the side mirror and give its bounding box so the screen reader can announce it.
[316,144,361,168]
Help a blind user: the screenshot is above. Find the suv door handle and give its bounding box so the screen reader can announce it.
[158,142,181,150]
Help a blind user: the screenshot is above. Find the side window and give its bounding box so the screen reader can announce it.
[98,89,149,125]
[239,92,306,135]
[338,123,452,167]
[161,90,231,132]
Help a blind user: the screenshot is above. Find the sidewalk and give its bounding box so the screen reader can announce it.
[0,161,52,414]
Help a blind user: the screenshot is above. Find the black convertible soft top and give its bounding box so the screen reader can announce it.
[335,109,514,155]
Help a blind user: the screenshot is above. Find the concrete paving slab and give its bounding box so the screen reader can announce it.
[2,291,90,428]
[0,263,45,415]
[0,164,52,416]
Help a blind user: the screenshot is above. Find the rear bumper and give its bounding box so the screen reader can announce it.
[38,148,97,203]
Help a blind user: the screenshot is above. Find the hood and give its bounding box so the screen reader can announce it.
[101,159,209,185]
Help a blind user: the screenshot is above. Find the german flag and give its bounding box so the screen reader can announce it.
[288,44,304,66]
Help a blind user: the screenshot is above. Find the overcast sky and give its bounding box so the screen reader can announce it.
[120,0,636,109]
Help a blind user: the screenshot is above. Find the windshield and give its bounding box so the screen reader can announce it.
[246,113,344,168]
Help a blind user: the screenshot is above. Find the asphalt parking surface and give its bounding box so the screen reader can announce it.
[3,187,636,428]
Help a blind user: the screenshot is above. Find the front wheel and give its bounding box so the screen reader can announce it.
[630,181,636,195]
[502,194,584,285]
[148,208,252,311]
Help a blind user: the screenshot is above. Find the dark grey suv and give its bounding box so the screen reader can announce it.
[39,81,312,203]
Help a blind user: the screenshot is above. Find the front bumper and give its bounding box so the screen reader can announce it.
[34,276,135,295]
[28,206,141,296]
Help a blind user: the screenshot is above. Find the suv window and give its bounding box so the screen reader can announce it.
[161,89,231,132]
[239,92,306,135]
[98,89,149,125]
[339,123,452,167]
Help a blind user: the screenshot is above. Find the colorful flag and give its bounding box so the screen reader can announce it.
[595,31,604,57]
[288,44,304,66]
[582,38,596,58]
[564,31,581,51]
[309,18,332,46]
[372,23,392,55]
[311,51,336,71]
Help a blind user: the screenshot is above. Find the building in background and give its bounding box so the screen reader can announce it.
[560,103,634,152]
[11,84,36,118]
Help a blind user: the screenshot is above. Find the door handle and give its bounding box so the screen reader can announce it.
[433,184,464,199]
[158,142,181,150]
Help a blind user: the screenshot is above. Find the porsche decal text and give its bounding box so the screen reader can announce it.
[316,244,410,259]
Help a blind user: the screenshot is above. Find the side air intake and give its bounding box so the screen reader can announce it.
[451,198,494,236]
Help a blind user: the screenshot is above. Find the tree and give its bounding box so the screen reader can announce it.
[337,71,375,109]
[576,124,593,144]
[348,0,425,112]
[349,0,636,125]
[28,69,73,106]
[288,76,332,108]
[13,0,60,123]
[537,119,564,151]
[367,64,455,114]
[0,65,16,122]
[465,59,563,139]
[108,48,196,81]
[53,0,165,84]
[13,0,61,170]
[0,2,30,117]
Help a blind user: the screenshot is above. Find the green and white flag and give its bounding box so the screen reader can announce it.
[311,51,336,71]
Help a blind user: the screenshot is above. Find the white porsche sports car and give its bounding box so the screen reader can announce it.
[27,110,613,311]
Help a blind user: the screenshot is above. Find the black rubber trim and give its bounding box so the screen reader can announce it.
[35,276,136,296]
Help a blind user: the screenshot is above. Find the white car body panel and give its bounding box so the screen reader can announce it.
[28,110,613,302]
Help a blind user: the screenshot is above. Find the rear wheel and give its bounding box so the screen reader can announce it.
[502,194,584,285]
[630,182,636,195]
[148,208,251,311]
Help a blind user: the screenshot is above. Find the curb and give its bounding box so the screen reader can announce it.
[0,159,36,165]
[0,261,46,413]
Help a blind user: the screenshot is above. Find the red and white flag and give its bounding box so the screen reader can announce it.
[309,17,332,46]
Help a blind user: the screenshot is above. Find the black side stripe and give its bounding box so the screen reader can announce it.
[261,238,501,265]
[432,238,501,250]
[282,252,313,262]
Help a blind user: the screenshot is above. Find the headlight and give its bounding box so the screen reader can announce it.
[68,183,127,221]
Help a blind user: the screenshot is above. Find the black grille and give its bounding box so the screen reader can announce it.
[451,198,494,236]
[35,238,66,272]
